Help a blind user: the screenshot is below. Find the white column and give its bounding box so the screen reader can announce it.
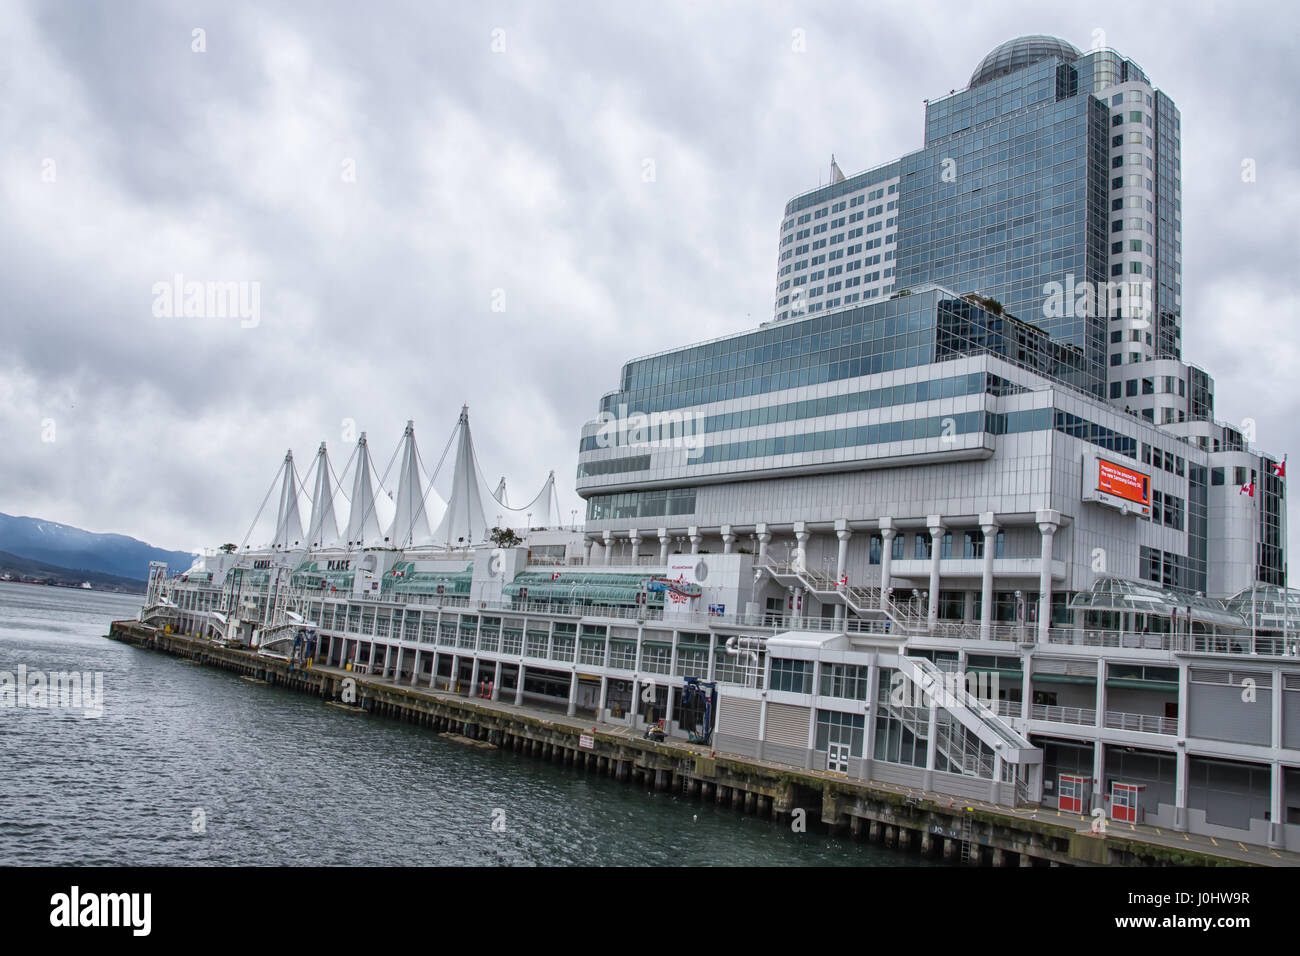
[1270,762,1284,848]
[1036,509,1059,644]
[756,523,771,562]
[1095,659,1106,728]
[628,529,641,563]
[583,537,594,566]
[688,525,702,554]
[491,660,502,701]
[514,664,525,705]
[658,528,670,565]
[923,695,939,790]
[980,512,997,642]
[602,530,614,566]
[721,524,735,554]
[927,515,944,632]
[879,518,895,608]
[1091,741,1105,814]
[567,671,578,717]
[834,520,851,627]
[794,521,810,568]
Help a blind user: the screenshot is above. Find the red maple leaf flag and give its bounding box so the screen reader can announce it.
[1239,481,1255,497]
[1274,460,1286,479]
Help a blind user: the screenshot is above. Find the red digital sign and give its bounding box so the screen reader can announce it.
[1097,459,1150,506]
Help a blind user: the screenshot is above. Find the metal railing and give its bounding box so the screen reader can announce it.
[1104,710,1177,735]
[1030,703,1097,726]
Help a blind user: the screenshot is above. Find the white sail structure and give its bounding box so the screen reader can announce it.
[433,406,558,547]
[387,421,447,548]
[493,477,509,507]
[305,442,341,549]
[271,450,304,550]
[344,432,383,548]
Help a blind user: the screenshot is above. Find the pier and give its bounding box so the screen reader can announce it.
[108,619,1286,867]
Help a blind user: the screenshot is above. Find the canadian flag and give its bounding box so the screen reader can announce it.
[1239,482,1255,497]
[551,572,561,581]
[838,574,848,587]
[1273,460,1286,479]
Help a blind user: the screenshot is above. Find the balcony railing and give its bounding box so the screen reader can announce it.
[1031,703,1097,726]
[1104,710,1177,735]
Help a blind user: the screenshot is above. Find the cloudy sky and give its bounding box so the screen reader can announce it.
[2,0,1297,561]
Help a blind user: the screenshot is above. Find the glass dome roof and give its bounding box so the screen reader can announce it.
[969,35,1082,89]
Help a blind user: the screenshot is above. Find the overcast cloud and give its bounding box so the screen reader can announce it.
[1,0,1297,559]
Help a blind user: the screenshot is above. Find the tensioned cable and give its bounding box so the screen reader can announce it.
[241,459,286,550]
[399,421,458,549]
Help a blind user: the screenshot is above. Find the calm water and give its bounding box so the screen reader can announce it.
[0,582,932,866]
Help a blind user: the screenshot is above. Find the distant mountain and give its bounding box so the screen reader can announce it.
[0,550,147,593]
[0,513,196,582]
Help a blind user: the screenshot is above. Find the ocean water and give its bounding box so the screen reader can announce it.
[0,582,934,866]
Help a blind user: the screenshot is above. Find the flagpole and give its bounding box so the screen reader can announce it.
[1284,454,1290,653]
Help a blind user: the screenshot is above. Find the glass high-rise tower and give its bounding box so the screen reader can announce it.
[775,35,1183,404]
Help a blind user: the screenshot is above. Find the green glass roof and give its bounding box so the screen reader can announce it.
[1070,576,1248,629]
[503,571,664,606]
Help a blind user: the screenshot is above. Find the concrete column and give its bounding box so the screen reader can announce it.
[629,679,640,725]
[492,660,502,701]
[1091,741,1105,814]
[583,538,594,566]
[927,515,944,632]
[602,530,614,566]
[449,654,458,693]
[980,512,997,642]
[567,671,578,717]
[756,523,771,562]
[794,521,810,568]
[861,660,878,781]
[1269,762,1284,848]
[1095,660,1106,728]
[990,751,1004,805]
[515,664,525,706]
[598,675,609,719]
[1173,746,1188,831]
[429,651,439,689]
[470,656,481,695]
[658,528,670,565]
[410,649,421,686]
[368,642,378,671]
[834,519,851,628]
[628,529,641,563]
[923,696,938,790]
[688,526,702,554]
[792,587,803,627]
[721,524,735,554]
[879,518,895,609]
[1036,510,1059,645]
